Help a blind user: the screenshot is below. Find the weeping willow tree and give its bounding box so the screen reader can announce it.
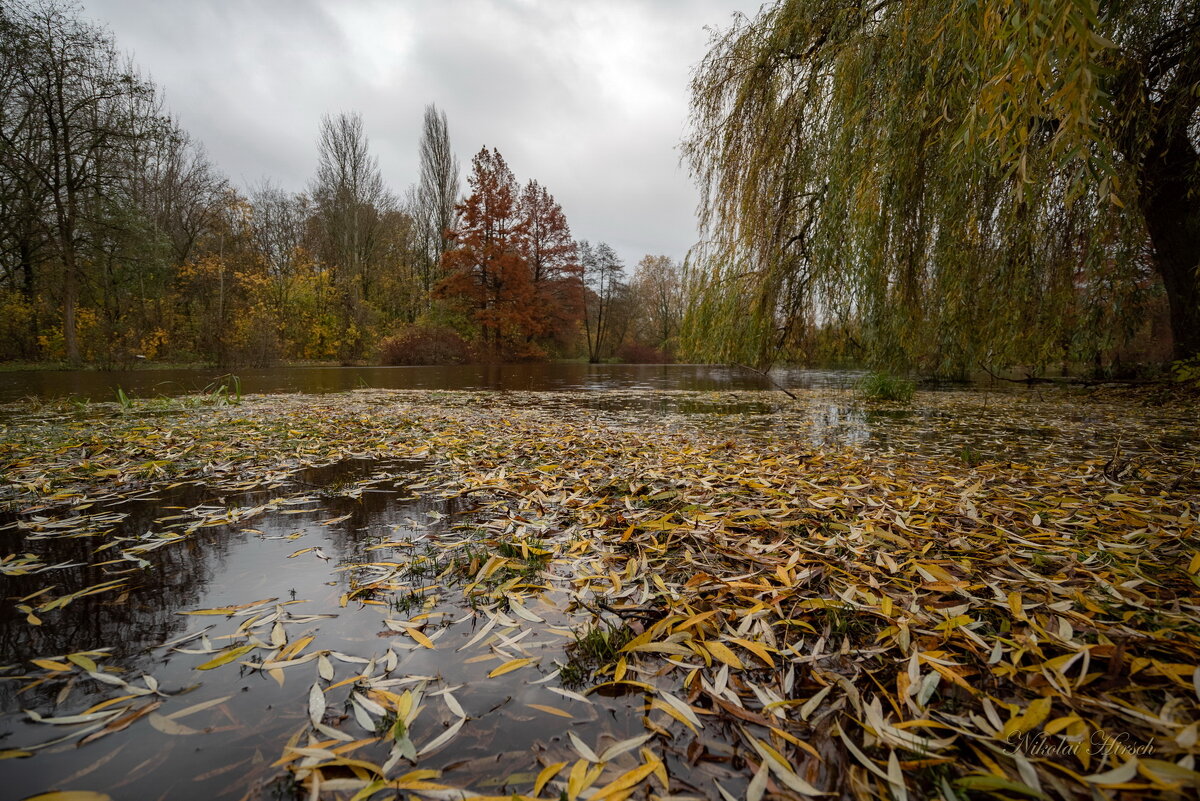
[681,0,1199,374]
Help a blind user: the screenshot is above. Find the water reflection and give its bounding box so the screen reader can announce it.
[0,458,463,800]
[0,363,868,402]
[2,385,1198,798]
[0,445,660,801]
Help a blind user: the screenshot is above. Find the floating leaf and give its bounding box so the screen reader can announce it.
[533,761,566,796]
[164,695,231,721]
[527,703,572,719]
[148,713,201,736]
[416,717,464,756]
[194,645,254,671]
[308,682,326,727]
[487,657,535,678]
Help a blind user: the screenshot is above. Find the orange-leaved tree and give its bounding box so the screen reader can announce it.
[437,147,533,358]
[438,148,584,360]
[517,180,582,349]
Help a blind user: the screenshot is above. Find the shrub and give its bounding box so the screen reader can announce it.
[0,290,37,360]
[379,325,472,365]
[615,342,674,364]
[858,371,915,402]
[501,338,547,363]
[1171,357,1200,388]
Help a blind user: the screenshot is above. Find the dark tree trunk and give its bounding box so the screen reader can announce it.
[1137,120,1200,360]
[63,246,79,366]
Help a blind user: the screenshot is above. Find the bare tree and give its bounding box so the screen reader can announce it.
[310,111,391,360]
[414,103,459,298]
[135,130,227,267]
[581,240,625,362]
[0,0,164,364]
[0,14,52,312]
[631,254,682,351]
[249,180,311,335]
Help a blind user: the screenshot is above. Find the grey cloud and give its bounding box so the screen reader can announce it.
[82,0,762,268]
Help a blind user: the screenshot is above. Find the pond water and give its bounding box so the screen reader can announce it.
[3,382,1197,800]
[0,457,646,800]
[0,363,871,403]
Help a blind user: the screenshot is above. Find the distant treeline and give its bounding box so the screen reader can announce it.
[0,0,684,367]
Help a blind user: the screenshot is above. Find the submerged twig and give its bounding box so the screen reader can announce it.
[729,363,797,399]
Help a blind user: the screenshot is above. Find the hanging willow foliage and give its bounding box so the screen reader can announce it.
[681,0,1199,374]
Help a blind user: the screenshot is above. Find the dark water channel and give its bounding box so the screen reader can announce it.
[0,458,645,800]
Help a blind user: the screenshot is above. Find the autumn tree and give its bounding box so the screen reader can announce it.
[0,9,51,311]
[0,24,52,358]
[0,0,169,364]
[100,127,229,364]
[437,147,536,358]
[175,190,255,366]
[630,255,683,353]
[246,181,315,352]
[517,180,582,348]
[135,129,227,269]
[371,207,423,325]
[412,104,459,300]
[580,241,626,362]
[310,111,392,361]
[0,6,455,367]
[684,0,1200,372]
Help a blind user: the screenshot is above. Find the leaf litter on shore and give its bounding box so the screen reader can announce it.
[0,385,1198,800]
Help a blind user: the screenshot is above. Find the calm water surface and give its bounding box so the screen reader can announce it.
[1,459,642,800]
[0,363,868,402]
[3,369,1199,799]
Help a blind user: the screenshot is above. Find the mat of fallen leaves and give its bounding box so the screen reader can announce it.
[1,386,1198,801]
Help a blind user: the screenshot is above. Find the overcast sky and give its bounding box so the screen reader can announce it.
[79,0,764,269]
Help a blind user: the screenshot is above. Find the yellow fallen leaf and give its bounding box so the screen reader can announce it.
[464,653,499,664]
[533,761,567,796]
[926,661,978,694]
[1007,592,1025,620]
[527,703,573,719]
[589,760,659,801]
[649,698,698,732]
[195,644,255,670]
[66,653,98,672]
[726,636,776,667]
[82,694,137,715]
[1043,715,1081,735]
[567,759,589,801]
[704,641,744,669]
[278,635,314,661]
[915,562,956,582]
[487,657,535,678]
[407,628,435,649]
[1003,697,1052,737]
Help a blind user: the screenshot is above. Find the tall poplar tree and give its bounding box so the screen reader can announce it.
[414,104,459,300]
